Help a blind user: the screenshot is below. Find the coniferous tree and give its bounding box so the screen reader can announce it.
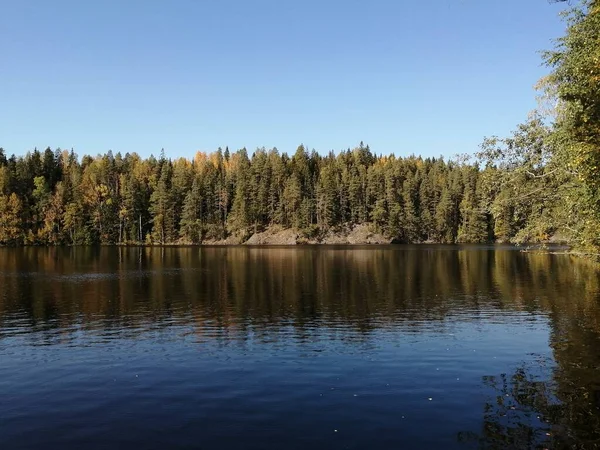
[150,160,175,244]
[180,178,203,243]
[228,148,252,233]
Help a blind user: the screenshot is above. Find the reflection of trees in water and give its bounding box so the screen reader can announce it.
[1,247,600,445]
[1,246,599,325]
[455,252,600,449]
[0,246,599,341]
[459,358,600,449]
[458,358,561,449]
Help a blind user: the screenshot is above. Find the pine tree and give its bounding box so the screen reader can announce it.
[150,161,175,244]
[317,163,339,228]
[227,149,251,233]
[180,178,203,243]
[401,178,419,242]
[0,148,7,167]
[282,175,302,228]
[458,168,489,243]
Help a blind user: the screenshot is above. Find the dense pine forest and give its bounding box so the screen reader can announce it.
[0,132,578,246]
[0,0,598,252]
[0,143,501,245]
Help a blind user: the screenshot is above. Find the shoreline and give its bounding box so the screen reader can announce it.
[0,225,573,250]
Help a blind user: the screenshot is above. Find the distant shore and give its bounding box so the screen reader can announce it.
[1,224,573,249]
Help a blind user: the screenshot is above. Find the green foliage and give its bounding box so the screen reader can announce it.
[477,116,561,244]
[149,160,177,244]
[180,178,203,244]
[0,145,505,245]
[0,193,23,244]
[541,0,600,251]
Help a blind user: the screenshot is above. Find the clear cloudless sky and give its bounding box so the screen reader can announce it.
[0,0,570,159]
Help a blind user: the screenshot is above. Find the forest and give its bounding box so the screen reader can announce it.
[0,0,598,252]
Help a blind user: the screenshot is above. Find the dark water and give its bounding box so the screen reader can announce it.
[1,246,600,449]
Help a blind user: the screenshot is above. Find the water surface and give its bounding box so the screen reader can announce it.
[1,246,599,449]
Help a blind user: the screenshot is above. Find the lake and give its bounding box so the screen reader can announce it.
[1,246,599,449]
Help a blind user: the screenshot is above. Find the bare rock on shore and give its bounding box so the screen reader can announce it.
[245,227,299,245]
[204,224,392,246]
[320,224,391,245]
[203,234,245,245]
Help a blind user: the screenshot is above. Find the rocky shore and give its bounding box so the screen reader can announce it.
[203,224,393,246]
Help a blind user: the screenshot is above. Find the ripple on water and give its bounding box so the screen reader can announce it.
[0,246,597,449]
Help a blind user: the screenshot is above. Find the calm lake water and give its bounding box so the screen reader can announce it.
[1,246,600,449]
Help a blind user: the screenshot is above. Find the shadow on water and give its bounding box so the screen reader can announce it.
[1,245,600,448]
[450,252,600,450]
[458,358,600,449]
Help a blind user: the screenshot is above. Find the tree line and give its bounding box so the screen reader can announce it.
[0,0,598,251]
[0,136,558,246]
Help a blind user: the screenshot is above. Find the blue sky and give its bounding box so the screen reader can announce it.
[0,0,569,159]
